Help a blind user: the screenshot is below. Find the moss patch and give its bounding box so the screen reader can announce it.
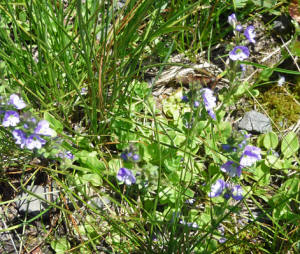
[258,86,300,126]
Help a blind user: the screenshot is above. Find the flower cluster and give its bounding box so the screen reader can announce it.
[1,94,54,149]
[228,13,256,63]
[1,93,73,159]
[209,179,243,201]
[117,145,140,185]
[182,88,217,120]
[209,131,261,200]
[120,146,140,162]
[200,88,217,120]
[179,220,199,229]
[117,167,136,185]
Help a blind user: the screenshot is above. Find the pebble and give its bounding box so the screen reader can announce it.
[238,110,272,133]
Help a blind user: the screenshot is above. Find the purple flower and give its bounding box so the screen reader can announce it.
[120,152,129,161]
[219,237,227,244]
[221,161,242,178]
[8,94,26,110]
[180,220,199,229]
[132,154,139,161]
[229,46,250,61]
[34,120,56,137]
[80,87,88,95]
[209,179,225,198]
[194,100,200,108]
[207,109,216,120]
[240,145,261,168]
[221,144,234,152]
[30,117,37,123]
[12,129,27,148]
[200,88,216,120]
[181,95,189,102]
[117,168,136,185]
[2,111,20,127]
[185,198,195,205]
[58,150,74,160]
[231,185,243,200]
[65,151,74,160]
[244,26,256,43]
[121,148,139,162]
[236,24,243,32]
[228,13,237,27]
[238,132,251,149]
[25,134,46,150]
[240,64,246,72]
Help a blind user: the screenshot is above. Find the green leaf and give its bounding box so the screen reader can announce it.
[281,131,299,158]
[81,173,103,186]
[108,159,123,173]
[263,131,279,149]
[77,151,106,172]
[253,162,270,185]
[251,0,277,8]
[233,0,248,8]
[51,237,70,254]
[265,155,285,169]
[215,121,232,140]
[270,177,300,220]
[164,156,181,173]
[258,68,274,82]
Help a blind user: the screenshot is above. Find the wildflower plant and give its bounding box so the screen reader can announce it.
[0,92,73,161]
[1,3,299,254]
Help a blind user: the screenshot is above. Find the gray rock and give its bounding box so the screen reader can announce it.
[88,196,111,209]
[238,110,272,133]
[16,185,59,215]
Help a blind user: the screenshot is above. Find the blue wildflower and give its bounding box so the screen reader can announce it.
[221,161,242,178]
[117,168,136,185]
[200,88,216,120]
[8,94,26,110]
[229,46,250,61]
[244,26,256,44]
[181,95,189,102]
[58,150,74,160]
[2,111,20,127]
[121,147,139,162]
[209,179,225,198]
[236,24,243,32]
[34,120,56,137]
[231,185,243,200]
[240,145,261,168]
[25,134,46,150]
[132,154,139,161]
[221,144,237,152]
[194,100,200,108]
[228,13,237,27]
[12,129,27,148]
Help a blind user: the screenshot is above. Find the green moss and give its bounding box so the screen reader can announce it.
[258,86,300,127]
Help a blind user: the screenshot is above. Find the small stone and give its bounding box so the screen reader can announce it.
[16,185,59,215]
[88,196,111,209]
[238,110,272,133]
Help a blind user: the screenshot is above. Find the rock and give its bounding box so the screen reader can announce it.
[88,196,111,209]
[238,110,272,133]
[15,185,59,215]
